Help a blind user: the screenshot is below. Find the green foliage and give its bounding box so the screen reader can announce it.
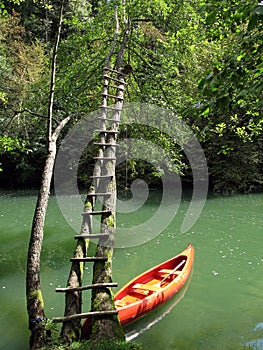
[199,0,259,38]
[73,339,142,350]
[42,339,142,350]
[0,2,8,16]
[0,135,28,155]
[0,0,262,192]
[0,10,47,129]
[187,0,263,192]
[0,136,29,173]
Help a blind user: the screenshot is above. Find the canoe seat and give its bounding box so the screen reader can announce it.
[158,269,181,275]
[133,283,160,292]
[115,300,125,307]
[159,269,172,274]
[131,288,149,296]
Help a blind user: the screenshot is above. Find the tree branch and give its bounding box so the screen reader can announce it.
[51,112,79,140]
[12,108,62,126]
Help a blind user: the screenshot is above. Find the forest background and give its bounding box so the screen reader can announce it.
[0,0,262,194]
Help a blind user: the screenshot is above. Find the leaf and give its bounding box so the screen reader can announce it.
[236,53,245,62]
[202,107,210,116]
[248,15,258,31]
[252,5,263,16]
[206,10,217,25]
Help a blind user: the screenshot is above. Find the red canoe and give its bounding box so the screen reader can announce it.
[82,244,194,337]
[114,244,194,326]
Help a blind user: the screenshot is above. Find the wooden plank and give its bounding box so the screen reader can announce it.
[94,192,111,196]
[97,117,120,122]
[93,142,119,147]
[102,93,123,99]
[87,192,111,196]
[93,157,116,160]
[70,257,107,262]
[89,175,113,179]
[160,260,185,285]
[108,84,125,90]
[133,283,161,292]
[95,129,119,134]
[99,105,122,110]
[52,310,118,322]
[103,74,127,84]
[56,282,118,293]
[74,233,109,240]
[82,210,111,216]
[103,67,123,74]
[158,269,173,274]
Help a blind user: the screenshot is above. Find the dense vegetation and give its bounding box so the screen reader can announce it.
[0,0,262,193]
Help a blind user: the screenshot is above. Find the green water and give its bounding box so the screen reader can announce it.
[0,190,262,350]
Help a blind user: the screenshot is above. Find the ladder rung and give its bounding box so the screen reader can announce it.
[88,192,111,196]
[100,106,122,110]
[89,175,113,179]
[82,210,111,216]
[93,157,116,160]
[70,257,107,262]
[102,93,124,100]
[104,67,123,74]
[94,129,119,134]
[94,142,119,147]
[56,282,118,293]
[108,84,125,90]
[74,233,109,239]
[98,117,120,122]
[52,310,118,323]
[103,74,127,84]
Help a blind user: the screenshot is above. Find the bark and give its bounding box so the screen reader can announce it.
[90,197,125,343]
[60,11,130,345]
[90,107,125,345]
[60,242,87,343]
[26,114,72,349]
[26,3,66,347]
[47,0,65,144]
[26,142,56,349]
[90,180,125,342]
[89,20,131,345]
[60,182,96,343]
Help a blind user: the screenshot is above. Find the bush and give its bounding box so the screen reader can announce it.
[71,339,142,350]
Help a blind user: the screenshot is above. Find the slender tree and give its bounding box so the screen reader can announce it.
[25,1,73,348]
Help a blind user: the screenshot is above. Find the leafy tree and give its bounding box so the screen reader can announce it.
[189,0,263,192]
[0,10,48,185]
[1,0,262,191]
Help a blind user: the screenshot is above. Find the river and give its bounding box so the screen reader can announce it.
[0,190,262,349]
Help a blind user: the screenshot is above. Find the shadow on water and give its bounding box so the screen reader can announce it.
[125,272,193,341]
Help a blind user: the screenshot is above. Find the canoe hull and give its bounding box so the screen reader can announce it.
[115,244,194,326]
[82,244,194,338]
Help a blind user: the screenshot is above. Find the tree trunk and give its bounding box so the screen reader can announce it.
[26,113,72,349]
[60,173,98,343]
[89,22,130,345]
[60,240,88,343]
[60,191,94,343]
[90,134,125,345]
[26,141,56,349]
[26,2,66,347]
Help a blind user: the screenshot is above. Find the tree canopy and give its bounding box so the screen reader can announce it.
[0,0,262,192]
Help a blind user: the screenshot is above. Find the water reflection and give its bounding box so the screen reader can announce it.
[1,191,262,350]
[125,273,192,341]
[245,322,263,349]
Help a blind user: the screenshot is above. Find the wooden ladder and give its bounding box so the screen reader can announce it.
[52,67,127,329]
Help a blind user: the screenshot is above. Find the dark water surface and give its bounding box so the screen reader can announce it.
[0,190,262,349]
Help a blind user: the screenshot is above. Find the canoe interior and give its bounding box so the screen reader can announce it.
[114,255,187,307]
